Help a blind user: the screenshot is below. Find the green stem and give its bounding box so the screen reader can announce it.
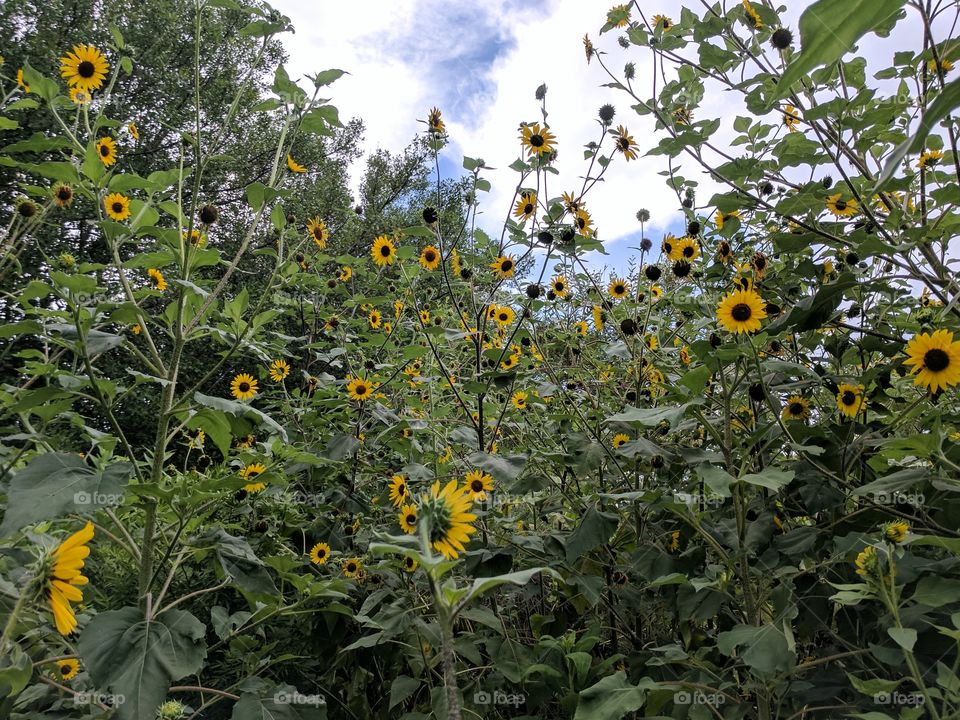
[0,575,36,654]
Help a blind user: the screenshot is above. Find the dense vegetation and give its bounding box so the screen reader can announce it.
[2,0,960,718]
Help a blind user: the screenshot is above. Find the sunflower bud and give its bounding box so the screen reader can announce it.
[770,27,793,49]
[199,204,218,224]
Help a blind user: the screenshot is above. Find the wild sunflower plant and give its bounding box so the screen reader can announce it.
[1,0,960,719]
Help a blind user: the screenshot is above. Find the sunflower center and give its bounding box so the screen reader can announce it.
[380,245,391,256]
[835,200,847,211]
[842,390,857,406]
[556,282,565,291]
[238,382,250,392]
[731,303,752,321]
[61,663,72,674]
[664,243,673,254]
[78,60,96,78]
[318,548,326,558]
[355,384,368,395]
[58,187,72,200]
[683,246,694,257]
[313,228,323,239]
[755,257,766,269]
[615,284,625,294]
[470,480,483,492]
[530,134,545,147]
[617,138,629,150]
[501,260,513,272]
[425,251,436,262]
[100,144,110,156]
[924,348,950,372]
[112,202,123,213]
[347,562,357,572]
[498,313,508,322]
[406,513,416,525]
[398,484,406,495]
[523,203,533,215]
[790,403,805,415]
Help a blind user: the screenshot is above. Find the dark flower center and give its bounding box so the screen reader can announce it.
[61,664,72,674]
[755,256,766,269]
[355,385,367,395]
[498,313,508,322]
[501,260,513,272]
[835,200,847,211]
[664,243,673,253]
[523,203,534,215]
[842,390,857,406]
[617,137,630,150]
[425,250,436,262]
[238,382,249,392]
[555,282,565,291]
[78,60,96,77]
[406,513,416,524]
[720,243,730,255]
[313,228,323,239]
[615,284,625,294]
[317,548,326,558]
[100,144,110,156]
[58,187,72,200]
[347,562,356,572]
[530,134,545,147]
[683,246,694,257]
[731,303,752,321]
[924,348,950,372]
[380,245,391,256]
[471,480,484,492]
[112,202,123,213]
[790,402,805,415]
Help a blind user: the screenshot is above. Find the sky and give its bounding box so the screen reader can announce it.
[269,0,926,272]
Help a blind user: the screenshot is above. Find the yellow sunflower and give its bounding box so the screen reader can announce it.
[575,320,589,336]
[369,309,382,329]
[399,504,418,534]
[338,265,352,282]
[883,520,909,544]
[520,122,556,157]
[419,309,431,324]
[240,462,267,492]
[419,245,441,270]
[231,373,258,401]
[55,658,80,681]
[103,192,130,221]
[95,136,117,167]
[716,240,732,263]
[752,251,768,278]
[490,255,516,279]
[917,149,944,169]
[306,217,328,249]
[903,330,960,392]
[652,14,673,30]
[309,542,330,565]
[286,154,307,173]
[511,390,528,410]
[403,555,418,572]
[371,235,396,266]
[608,277,629,299]
[613,125,639,161]
[269,359,290,383]
[855,546,877,577]
[715,209,740,230]
[612,433,630,449]
[421,480,477,560]
[825,193,858,217]
[47,521,94,635]
[147,268,168,292]
[742,0,762,28]
[342,557,363,578]
[52,183,74,207]
[428,107,445,133]
[346,376,376,402]
[494,305,515,327]
[783,105,801,132]
[781,395,811,421]
[836,383,864,418]
[128,122,139,140]
[562,191,583,213]
[69,87,91,105]
[389,474,409,507]
[60,44,109,92]
[513,191,537,222]
[464,469,494,501]
[671,236,699,262]
[551,275,570,298]
[592,305,605,330]
[716,288,766,334]
[574,208,595,238]
[16,68,30,93]
[607,4,631,27]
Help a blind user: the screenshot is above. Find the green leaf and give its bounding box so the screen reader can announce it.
[877,76,960,188]
[467,452,526,482]
[565,506,619,563]
[888,626,917,652]
[231,687,326,719]
[716,624,795,676]
[389,676,420,709]
[770,0,907,104]
[0,454,134,534]
[573,673,651,720]
[696,464,734,497]
[740,469,794,491]
[0,644,32,699]
[912,576,960,607]
[606,402,695,427]
[193,392,287,441]
[460,567,555,610]
[78,607,207,720]
[191,527,279,598]
[313,68,347,87]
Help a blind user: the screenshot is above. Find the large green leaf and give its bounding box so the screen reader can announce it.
[0,454,134,534]
[467,452,527,482]
[574,673,656,720]
[565,507,619,563]
[716,624,795,677]
[193,392,287,441]
[231,687,327,719]
[78,607,206,720]
[459,567,557,611]
[770,0,907,104]
[191,527,278,598]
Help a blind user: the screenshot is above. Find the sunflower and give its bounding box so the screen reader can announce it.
[608,277,629,299]
[612,433,630,449]
[47,521,94,635]
[673,107,693,125]
[368,309,382,329]
[342,557,363,578]
[917,149,944,169]
[613,125,639,161]
[671,236,699,262]
[883,520,908,544]
[714,209,740,230]
[928,58,954,74]
[419,309,431,324]
[306,217,328,249]
[419,245,441,270]
[420,480,477,560]
[490,255,516,279]
[309,542,330,565]
[520,123,557,158]
[403,555,418,572]
[836,383,864,418]
[464,469,494,501]
[389,474,409,507]
[513,191,537,222]
[501,353,520,370]
[95,136,117,167]
[399,504,418,534]
[269,359,290,383]
[680,346,692,364]
[742,0,762,29]
[131,324,141,335]
[651,285,663,300]
[751,251,768,278]
[127,122,139,140]
[147,268,167,292]
[449,248,461,276]
[100,192,130,222]
[574,320,589,336]
[60,44,109,92]
[716,240,732,263]
[240,462,267,492]
[574,208,595,238]
[716,288,767,334]
[55,658,80,681]
[511,390,528,410]
[236,433,255,449]
[783,105,801,132]
[346,376,376,401]
[69,87,91,105]
[592,305,605,330]
[607,4,631,27]
[16,68,30,93]
[231,373,258,401]
[371,235,396,266]
[494,305,515,327]
[428,107,445,133]
[286,154,307,173]
[855,546,877,577]
[338,265,352,282]
[551,275,570,298]
[652,14,673,30]
[562,191,583,213]
[903,330,960,392]
[825,193,858,217]
[781,395,811,421]
[52,183,74,207]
